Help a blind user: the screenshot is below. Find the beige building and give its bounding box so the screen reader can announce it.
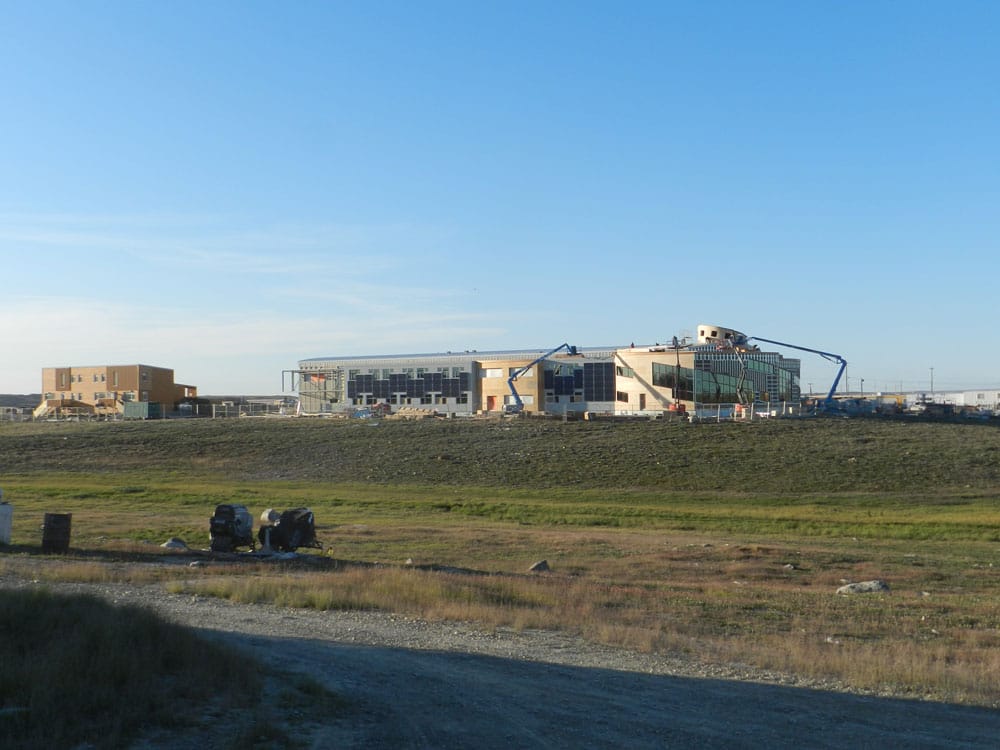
[36,364,197,418]
[293,324,803,418]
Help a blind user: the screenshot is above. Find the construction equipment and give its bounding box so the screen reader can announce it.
[209,504,255,552]
[505,343,578,414]
[257,507,320,552]
[746,335,848,410]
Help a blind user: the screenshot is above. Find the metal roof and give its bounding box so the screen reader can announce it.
[300,345,626,364]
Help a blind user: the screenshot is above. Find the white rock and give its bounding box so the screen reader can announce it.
[836,579,890,595]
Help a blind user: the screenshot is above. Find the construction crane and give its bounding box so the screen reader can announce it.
[746,336,847,409]
[505,343,578,414]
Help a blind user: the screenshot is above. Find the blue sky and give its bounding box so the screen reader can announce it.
[2,1,997,395]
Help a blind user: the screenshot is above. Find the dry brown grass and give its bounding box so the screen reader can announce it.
[5,527,998,707]
[102,527,994,708]
[3,417,999,708]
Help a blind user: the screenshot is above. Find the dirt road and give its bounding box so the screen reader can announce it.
[249,634,1000,749]
[115,585,1000,749]
[4,573,999,748]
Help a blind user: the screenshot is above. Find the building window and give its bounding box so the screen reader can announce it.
[505,394,534,405]
[616,391,629,403]
[652,362,693,401]
[484,368,503,378]
[616,365,634,378]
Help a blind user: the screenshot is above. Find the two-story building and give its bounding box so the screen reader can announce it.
[291,324,802,418]
[35,364,197,419]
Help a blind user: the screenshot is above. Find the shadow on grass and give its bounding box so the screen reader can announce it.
[0,588,261,750]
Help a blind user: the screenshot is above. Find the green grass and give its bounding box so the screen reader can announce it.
[2,416,1000,708]
[0,589,260,750]
[2,416,1000,491]
[0,586,347,749]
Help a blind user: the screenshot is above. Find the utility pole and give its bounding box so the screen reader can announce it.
[930,367,935,399]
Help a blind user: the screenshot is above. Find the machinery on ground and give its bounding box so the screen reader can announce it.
[258,507,320,552]
[505,343,578,414]
[209,503,255,552]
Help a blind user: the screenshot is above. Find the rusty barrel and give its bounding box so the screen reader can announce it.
[42,513,72,553]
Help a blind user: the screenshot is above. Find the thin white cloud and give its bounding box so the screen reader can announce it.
[0,213,539,393]
[0,214,455,278]
[0,288,522,393]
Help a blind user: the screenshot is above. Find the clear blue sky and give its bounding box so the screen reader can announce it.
[2,1,997,395]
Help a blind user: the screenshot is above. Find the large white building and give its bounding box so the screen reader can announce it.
[291,324,803,417]
[907,389,1000,413]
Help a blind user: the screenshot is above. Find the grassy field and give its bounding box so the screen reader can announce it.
[0,589,256,750]
[0,587,341,750]
[1,415,999,709]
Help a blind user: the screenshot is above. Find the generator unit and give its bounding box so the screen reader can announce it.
[209,503,255,552]
[258,507,319,552]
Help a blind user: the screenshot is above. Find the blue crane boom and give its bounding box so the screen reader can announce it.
[506,343,578,414]
[746,336,847,406]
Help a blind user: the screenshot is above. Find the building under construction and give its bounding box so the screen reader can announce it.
[35,364,198,419]
[291,324,808,418]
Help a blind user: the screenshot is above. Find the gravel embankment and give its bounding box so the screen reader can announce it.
[4,569,999,749]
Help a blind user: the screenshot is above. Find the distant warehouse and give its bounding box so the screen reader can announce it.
[291,324,803,418]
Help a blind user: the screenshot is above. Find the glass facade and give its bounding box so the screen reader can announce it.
[651,352,800,405]
[345,367,472,407]
[583,362,615,401]
[298,343,800,415]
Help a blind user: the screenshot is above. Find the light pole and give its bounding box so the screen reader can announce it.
[930,367,934,399]
[860,378,864,398]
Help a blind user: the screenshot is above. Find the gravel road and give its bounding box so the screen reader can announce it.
[5,570,999,749]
